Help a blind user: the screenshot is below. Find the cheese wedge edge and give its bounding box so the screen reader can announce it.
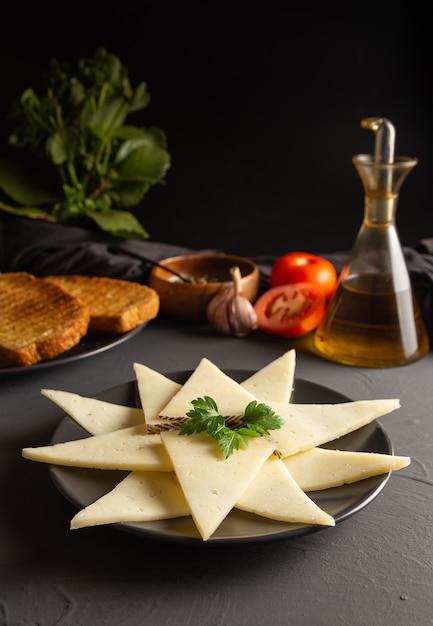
[160,431,277,540]
[159,358,260,418]
[70,471,190,529]
[283,447,410,491]
[268,399,401,457]
[236,456,335,526]
[22,426,172,471]
[133,362,182,425]
[41,389,145,435]
[241,349,296,403]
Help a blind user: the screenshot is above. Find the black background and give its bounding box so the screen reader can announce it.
[1,2,430,256]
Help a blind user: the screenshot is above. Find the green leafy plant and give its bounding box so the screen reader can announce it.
[179,396,284,459]
[0,47,171,239]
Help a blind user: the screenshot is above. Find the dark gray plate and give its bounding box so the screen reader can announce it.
[50,371,393,545]
[0,324,146,374]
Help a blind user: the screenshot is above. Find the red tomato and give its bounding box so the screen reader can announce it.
[270,252,337,299]
[254,283,326,338]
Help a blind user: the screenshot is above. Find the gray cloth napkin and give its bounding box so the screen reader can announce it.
[0,216,201,281]
[1,216,433,343]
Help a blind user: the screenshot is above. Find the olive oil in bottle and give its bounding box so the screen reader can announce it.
[314,117,429,367]
[314,274,429,367]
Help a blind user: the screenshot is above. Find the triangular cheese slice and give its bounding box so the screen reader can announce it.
[236,456,335,526]
[241,349,296,403]
[159,358,259,418]
[283,447,410,491]
[267,399,400,457]
[70,471,190,529]
[41,389,144,435]
[133,362,182,425]
[160,430,276,540]
[22,426,172,471]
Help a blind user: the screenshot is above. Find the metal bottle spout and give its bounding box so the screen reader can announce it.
[361,117,395,164]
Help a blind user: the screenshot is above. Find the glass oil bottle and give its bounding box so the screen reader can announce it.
[314,117,429,367]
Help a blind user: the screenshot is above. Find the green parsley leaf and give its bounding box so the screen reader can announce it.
[181,396,223,435]
[179,396,284,459]
[218,429,250,459]
[242,400,285,435]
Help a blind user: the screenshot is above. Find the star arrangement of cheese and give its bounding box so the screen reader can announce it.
[23,349,410,541]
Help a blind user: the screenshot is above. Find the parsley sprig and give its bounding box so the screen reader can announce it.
[179,396,284,459]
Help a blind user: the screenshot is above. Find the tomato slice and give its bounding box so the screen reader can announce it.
[254,282,326,338]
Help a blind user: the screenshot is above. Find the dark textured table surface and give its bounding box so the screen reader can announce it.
[0,4,431,623]
[1,315,432,626]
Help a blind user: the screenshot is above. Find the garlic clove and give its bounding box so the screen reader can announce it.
[206,285,234,334]
[206,266,258,337]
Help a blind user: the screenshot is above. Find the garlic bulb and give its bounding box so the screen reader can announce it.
[206,266,258,336]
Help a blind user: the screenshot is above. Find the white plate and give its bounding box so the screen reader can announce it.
[50,371,393,545]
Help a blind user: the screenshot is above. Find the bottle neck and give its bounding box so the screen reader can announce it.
[363,193,398,226]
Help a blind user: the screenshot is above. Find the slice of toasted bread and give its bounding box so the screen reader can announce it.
[44,275,160,334]
[0,272,90,367]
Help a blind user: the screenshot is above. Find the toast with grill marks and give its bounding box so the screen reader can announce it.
[0,272,90,367]
[44,275,160,334]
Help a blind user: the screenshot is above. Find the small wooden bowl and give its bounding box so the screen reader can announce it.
[149,253,260,322]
